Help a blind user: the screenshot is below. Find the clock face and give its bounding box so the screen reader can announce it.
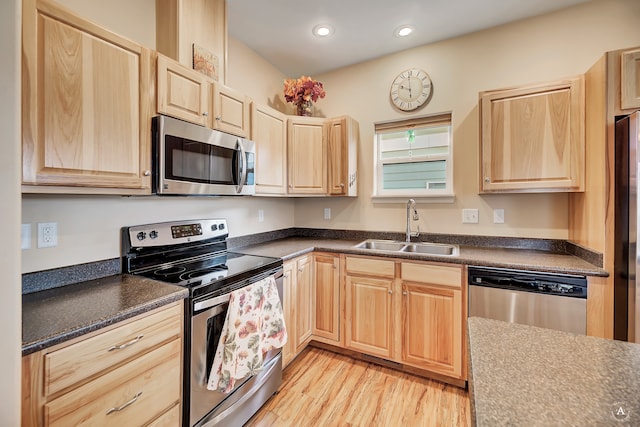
[390,68,432,111]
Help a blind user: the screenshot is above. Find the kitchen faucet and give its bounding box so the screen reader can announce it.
[406,199,420,242]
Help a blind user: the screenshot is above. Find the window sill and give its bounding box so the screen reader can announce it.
[371,195,455,204]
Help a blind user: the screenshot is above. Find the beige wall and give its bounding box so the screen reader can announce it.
[20,0,640,273]
[294,0,640,239]
[1,0,22,422]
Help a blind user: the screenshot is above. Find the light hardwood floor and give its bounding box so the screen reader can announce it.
[245,347,471,427]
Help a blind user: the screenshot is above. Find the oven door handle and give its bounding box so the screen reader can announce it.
[194,293,230,312]
[194,269,283,312]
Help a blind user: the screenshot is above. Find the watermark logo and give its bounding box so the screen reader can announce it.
[611,402,631,422]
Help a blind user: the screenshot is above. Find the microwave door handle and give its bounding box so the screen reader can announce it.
[236,139,247,193]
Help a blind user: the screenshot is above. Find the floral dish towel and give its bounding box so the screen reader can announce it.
[207,275,287,393]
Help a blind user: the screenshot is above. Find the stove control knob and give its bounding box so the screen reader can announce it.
[219,223,225,230]
[149,230,158,239]
[211,224,218,231]
[136,231,146,241]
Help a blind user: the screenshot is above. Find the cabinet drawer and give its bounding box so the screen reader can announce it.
[147,404,181,427]
[45,303,182,396]
[45,339,181,427]
[345,256,395,278]
[401,262,462,289]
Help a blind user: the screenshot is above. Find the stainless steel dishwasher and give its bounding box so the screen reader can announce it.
[468,266,588,335]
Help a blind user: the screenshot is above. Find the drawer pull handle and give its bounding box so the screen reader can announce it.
[108,334,144,352]
[106,391,142,415]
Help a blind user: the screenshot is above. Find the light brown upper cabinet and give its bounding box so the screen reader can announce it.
[287,117,328,195]
[479,76,585,193]
[211,83,251,138]
[157,54,210,126]
[21,0,153,194]
[156,0,227,85]
[621,48,640,110]
[251,103,288,195]
[327,116,359,196]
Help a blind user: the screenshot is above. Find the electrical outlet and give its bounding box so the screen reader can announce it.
[462,209,479,224]
[21,224,31,250]
[323,208,331,220]
[258,209,264,223]
[493,209,505,224]
[37,222,58,248]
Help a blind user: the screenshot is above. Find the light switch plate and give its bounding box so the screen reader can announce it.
[258,209,264,223]
[493,209,505,224]
[462,209,479,224]
[21,224,31,250]
[323,208,331,220]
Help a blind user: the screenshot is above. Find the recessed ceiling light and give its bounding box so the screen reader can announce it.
[395,25,414,37]
[313,24,334,38]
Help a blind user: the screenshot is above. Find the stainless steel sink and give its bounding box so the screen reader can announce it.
[353,239,458,256]
[402,242,458,256]
[354,240,407,251]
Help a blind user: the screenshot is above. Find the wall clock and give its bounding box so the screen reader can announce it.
[390,68,432,111]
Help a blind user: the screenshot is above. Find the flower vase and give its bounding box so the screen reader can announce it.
[296,100,313,116]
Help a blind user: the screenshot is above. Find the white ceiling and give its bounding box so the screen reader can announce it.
[227,0,592,77]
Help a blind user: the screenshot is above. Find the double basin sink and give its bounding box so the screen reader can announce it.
[354,239,459,256]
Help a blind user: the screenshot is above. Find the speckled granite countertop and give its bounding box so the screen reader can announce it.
[467,317,640,426]
[22,275,188,356]
[234,237,607,277]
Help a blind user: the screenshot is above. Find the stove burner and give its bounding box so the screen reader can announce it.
[154,266,187,277]
[183,265,228,279]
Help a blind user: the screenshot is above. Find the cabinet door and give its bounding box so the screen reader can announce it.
[327,117,359,196]
[480,76,585,193]
[212,83,250,137]
[251,103,287,195]
[288,117,328,194]
[22,0,152,192]
[402,283,462,378]
[295,256,313,353]
[281,261,296,367]
[312,254,340,343]
[622,48,640,110]
[157,54,210,126]
[345,274,393,358]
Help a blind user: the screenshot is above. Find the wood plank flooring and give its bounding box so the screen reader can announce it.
[245,347,471,427]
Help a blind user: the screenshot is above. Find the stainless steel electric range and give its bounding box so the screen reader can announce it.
[121,219,283,427]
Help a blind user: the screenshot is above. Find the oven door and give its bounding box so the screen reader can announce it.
[189,274,283,427]
[153,115,255,196]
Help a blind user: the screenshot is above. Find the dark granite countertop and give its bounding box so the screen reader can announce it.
[22,274,188,356]
[467,317,640,426]
[234,237,607,277]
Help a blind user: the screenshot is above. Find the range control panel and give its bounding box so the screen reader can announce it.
[127,219,228,248]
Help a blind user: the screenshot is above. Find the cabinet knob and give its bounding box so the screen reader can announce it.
[388,290,392,295]
[143,170,151,176]
[215,116,221,121]
[202,112,209,116]
[402,291,408,296]
[284,273,290,278]
[484,177,490,183]
[340,183,345,188]
[298,267,304,272]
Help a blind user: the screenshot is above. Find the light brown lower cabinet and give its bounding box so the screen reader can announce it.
[343,255,466,381]
[282,255,313,367]
[22,301,184,426]
[344,256,395,359]
[312,253,341,345]
[400,262,464,379]
[283,252,467,383]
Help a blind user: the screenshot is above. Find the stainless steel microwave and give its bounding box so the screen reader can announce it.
[152,115,255,196]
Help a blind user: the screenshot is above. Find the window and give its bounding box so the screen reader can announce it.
[373,113,454,201]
